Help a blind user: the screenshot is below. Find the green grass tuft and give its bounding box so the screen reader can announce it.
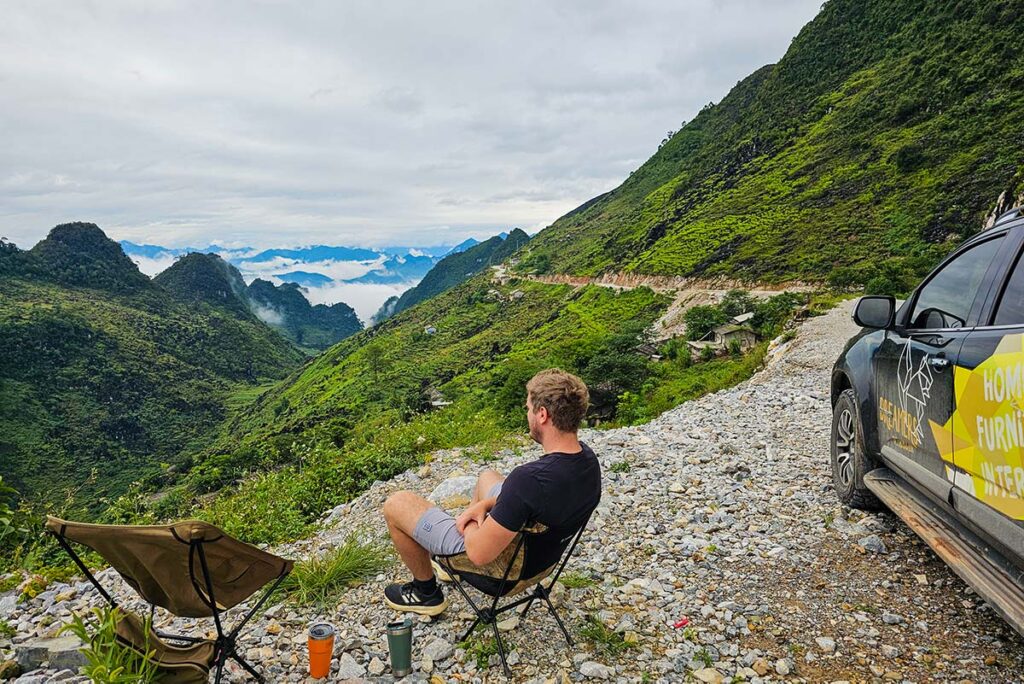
[461,633,516,670]
[559,571,598,589]
[282,534,392,607]
[578,614,635,656]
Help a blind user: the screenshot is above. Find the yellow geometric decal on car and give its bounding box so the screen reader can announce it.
[929,333,1024,520]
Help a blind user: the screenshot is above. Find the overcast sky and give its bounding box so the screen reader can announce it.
[1,0,821,250]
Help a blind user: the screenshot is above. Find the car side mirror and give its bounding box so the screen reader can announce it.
[853,295,895,330]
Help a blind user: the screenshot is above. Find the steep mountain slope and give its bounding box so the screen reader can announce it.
[247,279,362,349]
[520,0,1024,287]
[0,225,304,506]
[374,229,529,321]
[188,270,671,496]
[153,252,252,317]
[152,254,363,351]
[13,222,152,291]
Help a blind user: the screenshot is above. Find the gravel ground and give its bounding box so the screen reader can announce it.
[3,300,1023,683]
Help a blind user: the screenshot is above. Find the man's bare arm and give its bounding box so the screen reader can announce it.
[462,517,517,566]
[455,496,497,534]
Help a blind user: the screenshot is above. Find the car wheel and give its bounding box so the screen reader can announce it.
[831,388,881,510]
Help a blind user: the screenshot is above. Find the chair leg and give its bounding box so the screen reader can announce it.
[460,616,481,644]
[541,593,574,647]
[520,584,545,619]
[214,652,226,684]
[489,620,512,679]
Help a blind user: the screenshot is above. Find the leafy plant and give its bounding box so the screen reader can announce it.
[59,606,162,683]
[461,633,516,670]
[609,461,631,473]
[578,614,634,656]
[18,575,47,602]
[559,571,598,589]
[281,534,392,607]
[0,476,28,556]
[0,618,15,638]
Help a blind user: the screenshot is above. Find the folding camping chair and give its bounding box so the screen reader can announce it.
[46,516,293,683]
[433,513,592,678]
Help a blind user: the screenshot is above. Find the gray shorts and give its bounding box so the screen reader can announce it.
[413,482,503,556]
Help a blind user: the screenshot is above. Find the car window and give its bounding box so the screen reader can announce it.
[994,247,1024,325]
[909,236,1003,329]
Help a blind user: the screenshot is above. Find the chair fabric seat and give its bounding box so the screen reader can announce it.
[45,516,292,618]
[437,545,556,597]
[46,515,293,683]
[115,611,216,684]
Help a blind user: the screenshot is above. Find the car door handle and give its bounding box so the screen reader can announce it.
[928,356,950,369]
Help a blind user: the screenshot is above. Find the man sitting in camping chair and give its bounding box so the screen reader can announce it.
[382,368,600,615]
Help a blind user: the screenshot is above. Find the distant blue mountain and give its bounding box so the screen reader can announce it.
[378,244,460,258]
[241,245,379,264]
[276,271,334,287]
[120,240,190,258]
[344,254,436,284]
[444,238,480,256]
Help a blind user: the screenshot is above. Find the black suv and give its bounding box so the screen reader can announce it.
[831,207,1024,633]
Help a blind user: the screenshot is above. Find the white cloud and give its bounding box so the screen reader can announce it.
[250,303,285,326]
[301,281,413,324]
[0,0,821,250]
[129,253,180,277]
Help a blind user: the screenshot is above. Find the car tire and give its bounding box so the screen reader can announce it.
[831,388,881,510]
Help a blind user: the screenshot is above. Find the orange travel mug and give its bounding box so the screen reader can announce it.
[307,622,335,679]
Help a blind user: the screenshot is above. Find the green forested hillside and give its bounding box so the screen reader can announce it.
[247,279,362,351]
[0,225,304,506]
[152,252,252,317]
[153,252,363,350]
[374,229,530,321]
[520,0,1024,289]
[176,268,805,544]
[188,273,665,490]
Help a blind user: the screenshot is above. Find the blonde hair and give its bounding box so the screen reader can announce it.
[526,368,589,432]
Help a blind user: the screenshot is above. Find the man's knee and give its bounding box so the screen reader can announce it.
[383,490,417,523]
[479,468,502,482]
[475,469,503,497]
[384,490,432,531]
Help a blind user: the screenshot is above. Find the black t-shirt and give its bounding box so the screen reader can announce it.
[489,442,601,577]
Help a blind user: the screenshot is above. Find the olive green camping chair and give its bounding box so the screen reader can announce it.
[46,516,293,683]
[433,513,592,678]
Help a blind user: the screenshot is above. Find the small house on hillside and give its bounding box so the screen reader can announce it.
[730,311,754,325]
[686,339,719,355]
[635,342,662,360]
[424,325,437,335]
[708,323,757,350]
[424,387,451,408]
[687,322,758,355]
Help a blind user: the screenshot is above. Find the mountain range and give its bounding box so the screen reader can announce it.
[119,238,482,287]
[151,253,363,351]
[0,223,305,504]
